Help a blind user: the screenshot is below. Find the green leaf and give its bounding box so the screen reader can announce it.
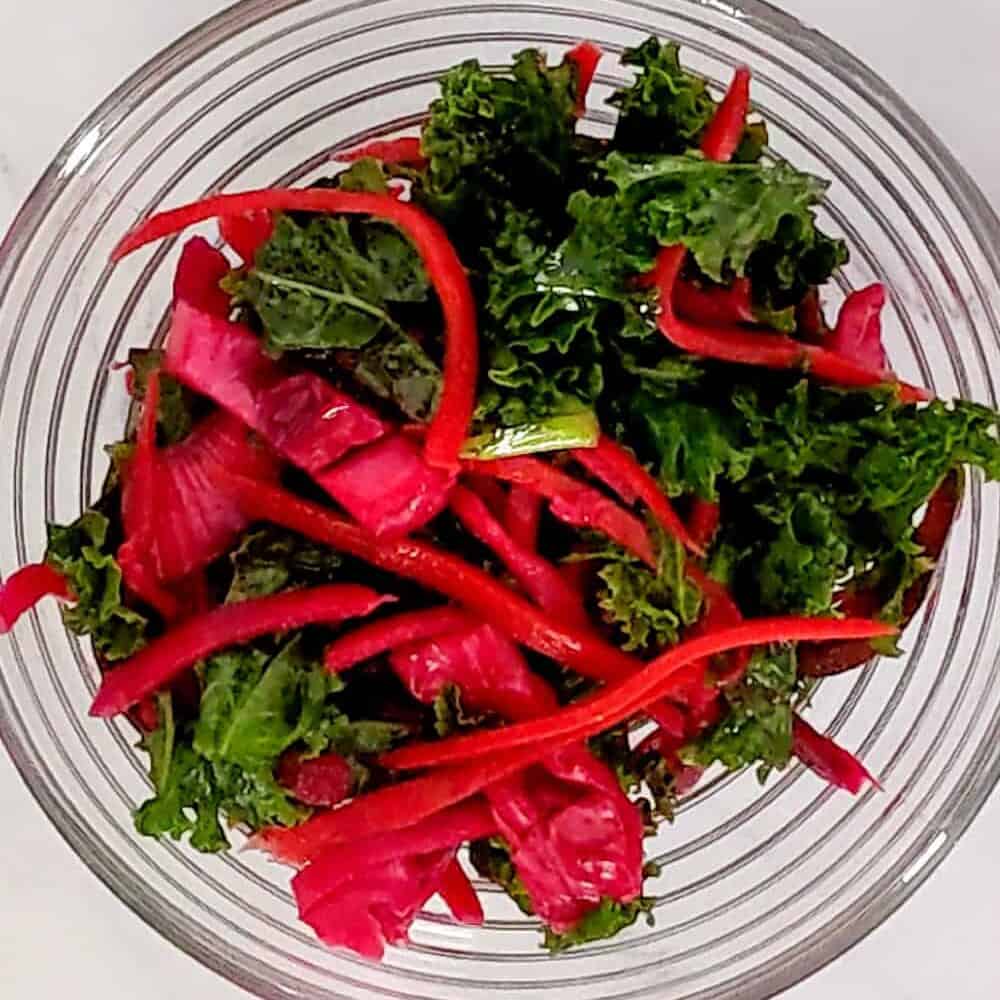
[588,526,703,653]
[226,527,342,603]
[543,897,655,952]
[45,508,148,660]
[354,331,442,422]
[127,348,199,445]
[226,212,428,352]
[684,645,798,779]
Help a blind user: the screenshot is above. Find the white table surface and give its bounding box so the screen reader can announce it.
[1,2,998,997]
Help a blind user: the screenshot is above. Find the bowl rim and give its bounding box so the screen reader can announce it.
[2,1,1000,998]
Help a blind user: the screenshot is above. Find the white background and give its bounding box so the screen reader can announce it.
[1,2,998,997]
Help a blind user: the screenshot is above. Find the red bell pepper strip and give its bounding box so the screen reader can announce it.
[380,616,895,773]
[675,277,755,326]
[687,498,721,551]
[438,860,485,926]
[653,246,930,403]
[285,799,497,886]
[90,584,394,717]
[277,751,355,808]
[112,188,478,471]
[701,66,751,163]
[117,372,181,621]
[791,715,879,794]
[334,136,427,168]
[565,41,602,115]
[218,211,274,264]
[215,470,644,685]
[504,484,543,549]
[450,485,588,627]
[323,606,473,672]
[466,473,509,520]
[258,749,539,865]
[571,435,699,554]
[464,456,656,567]
[0,562,71,632]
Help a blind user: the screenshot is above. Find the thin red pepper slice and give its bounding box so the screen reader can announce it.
[323,606,473,673]
[465,456,656,567]
[450,485,588,627]
[792,715,879,793]
[565,41,602,115]
[654,246,930,403]
[112,189,477,471]
[218,211,274,264]
[380,616,895,773]
[675,277,755,326]
[701,66,751,162]
[504,484,543,550]
[571,435,699,554]
[438,860,485,926]
[686,498,721,552]
[258,749,539,865]
[215,471,643,685]
[90,584,395,717]
[335,136,427,168]
[0,562,71,632]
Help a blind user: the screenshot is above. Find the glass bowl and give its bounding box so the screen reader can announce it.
[2,1,1000,997]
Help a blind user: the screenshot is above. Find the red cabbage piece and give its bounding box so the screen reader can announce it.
[173,236,231,316]
[165,301,386,473]
[316,434,455,540]
[277,751,354,808]
[827,284,889,373]
[389,622,557,721]
[121,411,280,582]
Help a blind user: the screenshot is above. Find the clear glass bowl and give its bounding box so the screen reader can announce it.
[2,1,1000,997]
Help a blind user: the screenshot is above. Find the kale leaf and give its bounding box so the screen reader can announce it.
[226,527,342,603]
[45,508,148,660]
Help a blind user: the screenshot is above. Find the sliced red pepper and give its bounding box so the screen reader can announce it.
[503,484,543,549]
[438,860,485,926]
[112,189,478,471]
[565,41,602,115]
[90,584,394,717]
[277,751,355,808]
[686,498,721,552]
[792,715,879,794]
[380,615,895,773]
[450,485,588,627]
[797,289,828,340]
[257,748,539,865]
[0,562,71,632]
[827,283,889,372]
[173,236,231,316]
[571,435,699,554]
[335,136,427,168]
[466,473,509,520]
[465,456,656,567]
[324,606,473,673]
[701,66,751,163]
[653,246,930,403]
[216,471,643,685]
[218,211,274,264]
[675,277,755,326]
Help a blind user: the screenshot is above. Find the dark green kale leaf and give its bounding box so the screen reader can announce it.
[562,153,845,298]
[587,527,703,653]
[135,638,407,852]
[225,212,428,352]
[354,331,442,422]
[543,897,655,952]
[226,527,342,603]
[45,508,148,660]
[418,48,579,249]
[684,645,798,779]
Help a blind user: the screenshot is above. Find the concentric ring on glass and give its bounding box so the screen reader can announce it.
[1,1,1000,998]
